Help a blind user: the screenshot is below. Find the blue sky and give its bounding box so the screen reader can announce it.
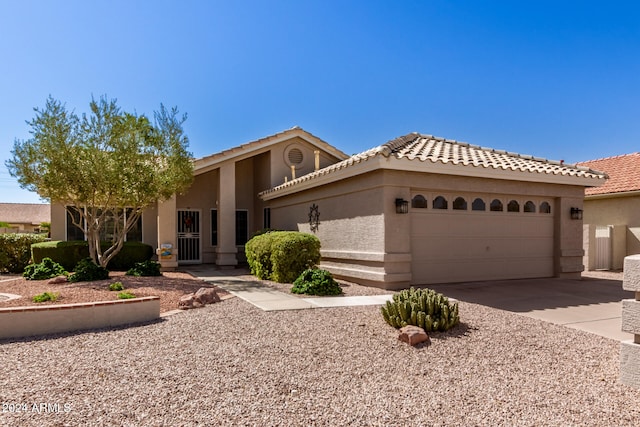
[1,1,639,204]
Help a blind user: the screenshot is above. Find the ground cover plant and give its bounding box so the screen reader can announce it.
[381,287,459,332]
[291,269,343,295]
[32,291,59,303]
[23,257,67,280]
[117,291,136,299]
[108,281,124,291]
[69,258,109,282]
[126,260,161,277]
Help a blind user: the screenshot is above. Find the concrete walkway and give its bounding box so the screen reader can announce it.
[184,266,393,311]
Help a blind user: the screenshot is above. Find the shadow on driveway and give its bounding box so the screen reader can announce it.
[429,276,632,313]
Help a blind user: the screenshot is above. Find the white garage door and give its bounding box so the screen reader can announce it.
[410,200,554,285]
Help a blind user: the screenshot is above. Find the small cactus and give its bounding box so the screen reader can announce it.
[380,287,460,332]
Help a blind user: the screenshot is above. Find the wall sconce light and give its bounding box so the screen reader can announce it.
[570,207,583,220]
[395,198,409,214]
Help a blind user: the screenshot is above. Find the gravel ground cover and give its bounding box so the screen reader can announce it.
[0,272,230,313]
[2,293,640,426]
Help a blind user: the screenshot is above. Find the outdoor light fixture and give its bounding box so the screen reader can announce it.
[395,198,409,214]
[570,207,583,220]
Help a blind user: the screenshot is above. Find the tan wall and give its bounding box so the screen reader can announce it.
[268,168,587,288]
[50,204,66,241]
[269,137,341,188]
[0,297,160,340]
[584,195,640,269]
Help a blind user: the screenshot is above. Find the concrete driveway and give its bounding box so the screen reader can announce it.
[430,272,633,341]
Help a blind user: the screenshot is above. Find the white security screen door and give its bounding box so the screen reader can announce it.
[177,209,201,263]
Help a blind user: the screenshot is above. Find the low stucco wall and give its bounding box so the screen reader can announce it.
[0,297,160,340]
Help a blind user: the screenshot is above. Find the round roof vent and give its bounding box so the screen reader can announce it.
[287,147,304,165]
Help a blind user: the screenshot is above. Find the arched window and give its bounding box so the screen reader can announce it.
[433,196,448,210]
[490,199,503,212]
[507,200,520,212]
[524,201,536,213]
[453,197,467,210]
[411,195,427,209]
[472,198,486,211]
[540,202,551,214]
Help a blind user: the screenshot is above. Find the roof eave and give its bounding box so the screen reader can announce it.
[585,189,640,200]
[193,128,349,176]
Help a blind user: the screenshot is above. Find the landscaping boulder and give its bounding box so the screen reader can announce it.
[194,287,221,305]
[178,288,220,310]
[398,325,430,346]
[47,275,68,284]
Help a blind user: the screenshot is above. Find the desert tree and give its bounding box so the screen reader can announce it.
[6,96,194,267]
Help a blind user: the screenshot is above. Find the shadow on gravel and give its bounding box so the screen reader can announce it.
[0,318,166,345]
[428,277,632,313]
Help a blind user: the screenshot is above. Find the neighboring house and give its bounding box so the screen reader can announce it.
[578,153,640,271]
[51,127,606,289]
[0,203,50,233]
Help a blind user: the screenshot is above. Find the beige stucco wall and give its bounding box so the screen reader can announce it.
[268,168,587,289]
[583,195,640,269]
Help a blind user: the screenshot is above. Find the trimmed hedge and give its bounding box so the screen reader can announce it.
[246,231,320,283]
[31,241,153,271]
[0,233,47,273]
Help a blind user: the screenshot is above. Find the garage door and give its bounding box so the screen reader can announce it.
[410,198,554,284]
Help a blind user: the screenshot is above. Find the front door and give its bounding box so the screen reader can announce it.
[177,209,201,264]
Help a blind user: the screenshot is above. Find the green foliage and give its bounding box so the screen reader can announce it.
[126,260,162,277]
[69,258,109,282]
[117,291,136,299]
[32,291,59,303]
[291,269,343,296]
[0,233,47,273]
[31,241,153,271]
[245,232,276,280]
[108,281,124,291]
[23,257,67,280]
[0,221,10,228]
[245,231,321,283]
[6,95,194,267]
[381,287,460,332]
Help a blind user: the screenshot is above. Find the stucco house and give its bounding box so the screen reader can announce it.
[0,203,50,233]
[578,153,640,271]
[51,127,607,289]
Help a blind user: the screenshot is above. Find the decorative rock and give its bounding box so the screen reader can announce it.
[48,275,68,284]
[194,287,221,305]
[178,294,195,310]
[178,288,221,310]
[398,325,430,346]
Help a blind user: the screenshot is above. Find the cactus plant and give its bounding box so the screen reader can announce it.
[381,287,459,332]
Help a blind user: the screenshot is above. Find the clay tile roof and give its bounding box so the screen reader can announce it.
[260,133,606,197]
[0,203,50,225]
[391,133,603,177]
[577,153,640,196]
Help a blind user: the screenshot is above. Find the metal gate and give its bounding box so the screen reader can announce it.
[177,210,201,263]
[594,225,612,270]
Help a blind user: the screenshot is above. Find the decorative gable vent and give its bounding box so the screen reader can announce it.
[288,147,304,165]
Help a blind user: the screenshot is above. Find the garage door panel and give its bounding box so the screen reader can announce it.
[411,211,554,284]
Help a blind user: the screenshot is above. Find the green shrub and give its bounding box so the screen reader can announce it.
[246,232,277,280]
[23,257,67,280]
[270,232,320,283]
[381,287,460,332]
[108,281,124,291]
[126,260,162,277]
[69,258,109,282]
[32,291,59,303]
[31,241,154,271]
[291,269,343,296]
[117,291,136,299]
[246,231,320,283]
[0,233,47,273]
